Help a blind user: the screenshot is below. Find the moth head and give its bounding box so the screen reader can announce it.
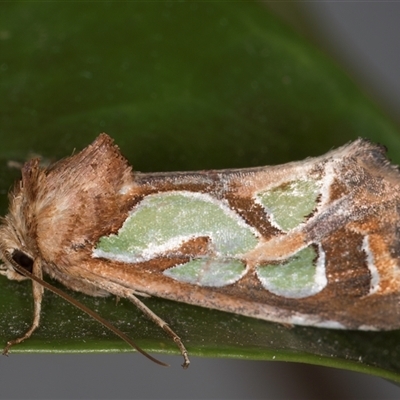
[0,211,36,282]
[0,248,34,282]
[0,178,38,282]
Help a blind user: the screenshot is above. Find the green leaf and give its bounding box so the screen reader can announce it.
[1,1,400,382]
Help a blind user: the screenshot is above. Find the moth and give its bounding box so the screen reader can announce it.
[1,134,400,368]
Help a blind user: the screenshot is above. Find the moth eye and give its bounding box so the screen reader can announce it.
[11,250,34,273]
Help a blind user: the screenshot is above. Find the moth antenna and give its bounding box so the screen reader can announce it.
[6,257,168,367]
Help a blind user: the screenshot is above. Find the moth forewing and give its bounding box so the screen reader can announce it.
[1,134,400,367]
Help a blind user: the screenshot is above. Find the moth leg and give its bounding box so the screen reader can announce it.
[126,292,190,369]
[3,259,44,355]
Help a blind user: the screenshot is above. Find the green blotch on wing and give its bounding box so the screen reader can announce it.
[257,180,320,231]
[96,192,259,260]
[164,258,246,287]
[257,246,326,298]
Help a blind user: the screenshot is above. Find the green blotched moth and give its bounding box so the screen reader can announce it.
[1,133,400,367]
